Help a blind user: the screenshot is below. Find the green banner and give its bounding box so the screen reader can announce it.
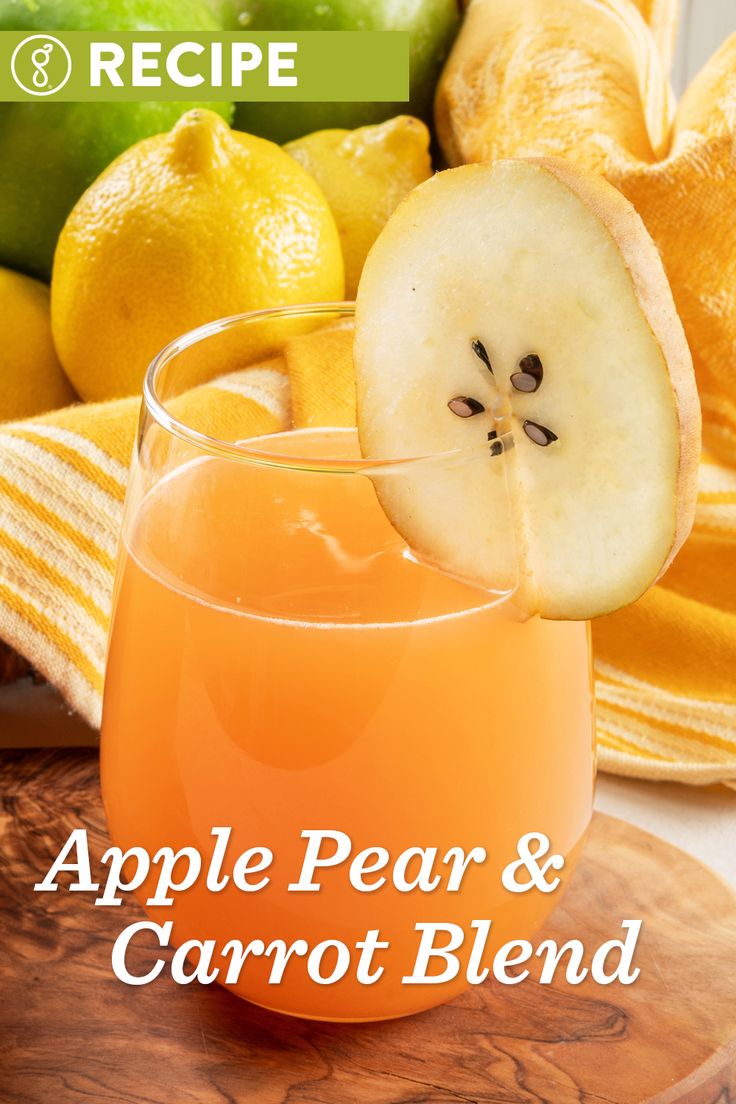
[0,30,409,103]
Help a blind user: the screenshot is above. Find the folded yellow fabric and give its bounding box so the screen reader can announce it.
[594,451,736,785]
[630,0,679,73]
[0,315,734,785]
[609,35,736,466]
[286,317,357,429]
[0,397,136,724]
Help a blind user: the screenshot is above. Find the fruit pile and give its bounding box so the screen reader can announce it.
[0,103,432,413]
[0,0,451,416]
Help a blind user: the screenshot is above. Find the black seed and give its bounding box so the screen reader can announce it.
[490,440,503,457]
[519,354,543,379]
[448,396,485,418]
[523,420,558,447]
[511,372,539,393]
[487,430,498,441]
[512,354,543,393]
[471,339,493,374]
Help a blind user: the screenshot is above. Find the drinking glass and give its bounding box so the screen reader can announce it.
[101,304,594,1021]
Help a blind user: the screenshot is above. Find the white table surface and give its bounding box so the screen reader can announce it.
[595,774,735,886]
[594,1,736,894]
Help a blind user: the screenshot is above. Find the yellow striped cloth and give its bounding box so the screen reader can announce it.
[0,320,734,785]
[593,452,736,786]
[0,399,135,723]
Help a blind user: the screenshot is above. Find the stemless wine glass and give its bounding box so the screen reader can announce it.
[101,304,594,1022]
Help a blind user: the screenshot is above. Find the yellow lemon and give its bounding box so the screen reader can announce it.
[0,268,76,421]
[52,109,344,402]
[286,116,432,298]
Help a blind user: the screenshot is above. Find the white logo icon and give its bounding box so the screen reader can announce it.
[11,33,72,97]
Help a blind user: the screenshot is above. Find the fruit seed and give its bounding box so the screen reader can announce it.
[511,355,543,393]
[471,339,493,374]
[523,420,558,447]
[448,396,486,418]
[511,372,538,393]
[519,354,544,380]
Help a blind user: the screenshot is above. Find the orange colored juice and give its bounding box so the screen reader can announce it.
[101,428,594,1020]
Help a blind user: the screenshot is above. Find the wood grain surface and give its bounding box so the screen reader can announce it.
[1,749,735,1104]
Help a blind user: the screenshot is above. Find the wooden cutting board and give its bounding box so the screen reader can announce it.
[1,749,734,1104]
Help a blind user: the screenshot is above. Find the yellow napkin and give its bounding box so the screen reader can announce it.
[286,317,357,429]
[594,451,736,785]
[630,0,678,72]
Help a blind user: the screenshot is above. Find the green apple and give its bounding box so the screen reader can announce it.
[0,0,233,280]
[222,0,461,143]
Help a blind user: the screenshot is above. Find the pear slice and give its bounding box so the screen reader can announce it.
[354,158,701,620]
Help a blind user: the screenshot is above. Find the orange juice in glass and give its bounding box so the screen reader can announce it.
[101,305,594,1022]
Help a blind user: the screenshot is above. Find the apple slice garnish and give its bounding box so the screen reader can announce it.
[354,158,701,620]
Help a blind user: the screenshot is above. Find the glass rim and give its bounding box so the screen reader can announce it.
[143,302,510,474]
